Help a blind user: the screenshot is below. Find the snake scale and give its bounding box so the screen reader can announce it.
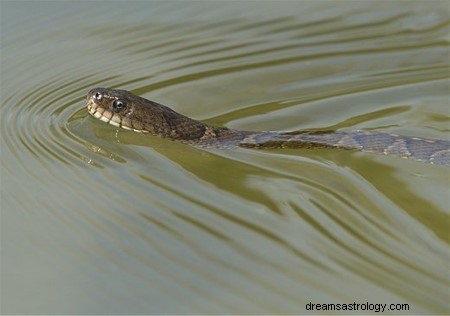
[86,88,450,166]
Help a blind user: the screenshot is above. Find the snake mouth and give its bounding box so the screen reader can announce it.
[87,100,120,128]
[86,99,146,133]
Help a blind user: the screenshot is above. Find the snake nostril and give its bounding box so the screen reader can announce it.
[94,92,102,100]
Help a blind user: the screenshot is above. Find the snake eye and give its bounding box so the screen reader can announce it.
[94,92,102,100]
[112,99,125,110]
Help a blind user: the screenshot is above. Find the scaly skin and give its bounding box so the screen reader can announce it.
[86,88,450,166]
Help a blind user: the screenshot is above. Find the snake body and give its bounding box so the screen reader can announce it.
[86,88,450,166]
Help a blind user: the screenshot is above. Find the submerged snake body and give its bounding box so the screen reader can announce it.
[86,88,450,166]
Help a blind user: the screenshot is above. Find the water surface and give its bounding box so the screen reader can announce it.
[1,1,449,314]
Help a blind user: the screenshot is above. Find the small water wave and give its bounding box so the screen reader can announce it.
[1,1,449,314]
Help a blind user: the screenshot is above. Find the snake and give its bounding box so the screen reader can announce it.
[86,88,450,166]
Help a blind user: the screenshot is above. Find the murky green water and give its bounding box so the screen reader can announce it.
[1,1,449,314]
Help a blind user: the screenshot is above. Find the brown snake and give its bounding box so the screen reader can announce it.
[86,88,450,166]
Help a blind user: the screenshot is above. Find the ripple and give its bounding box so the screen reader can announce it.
[2,1,449,314]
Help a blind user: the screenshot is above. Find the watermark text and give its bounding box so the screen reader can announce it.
[306,302,410,313]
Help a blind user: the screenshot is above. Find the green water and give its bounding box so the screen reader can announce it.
[1,1,449,314]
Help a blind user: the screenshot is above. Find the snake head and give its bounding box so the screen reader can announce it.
[86,87,207,138]
[87,87,130,120]
[86,87,157,133]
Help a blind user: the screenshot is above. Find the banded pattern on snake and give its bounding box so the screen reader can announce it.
[86,88,450,166]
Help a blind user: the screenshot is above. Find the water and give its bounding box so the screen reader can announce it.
[1,1,449,314]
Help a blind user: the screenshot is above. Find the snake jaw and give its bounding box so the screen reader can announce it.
[87,98,149,134]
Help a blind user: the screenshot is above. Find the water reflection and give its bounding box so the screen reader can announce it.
[1,1,449,314]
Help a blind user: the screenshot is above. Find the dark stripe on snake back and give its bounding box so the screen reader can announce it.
[86,88,450,166]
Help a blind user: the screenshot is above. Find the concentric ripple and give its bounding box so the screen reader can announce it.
[1,1,449,314]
